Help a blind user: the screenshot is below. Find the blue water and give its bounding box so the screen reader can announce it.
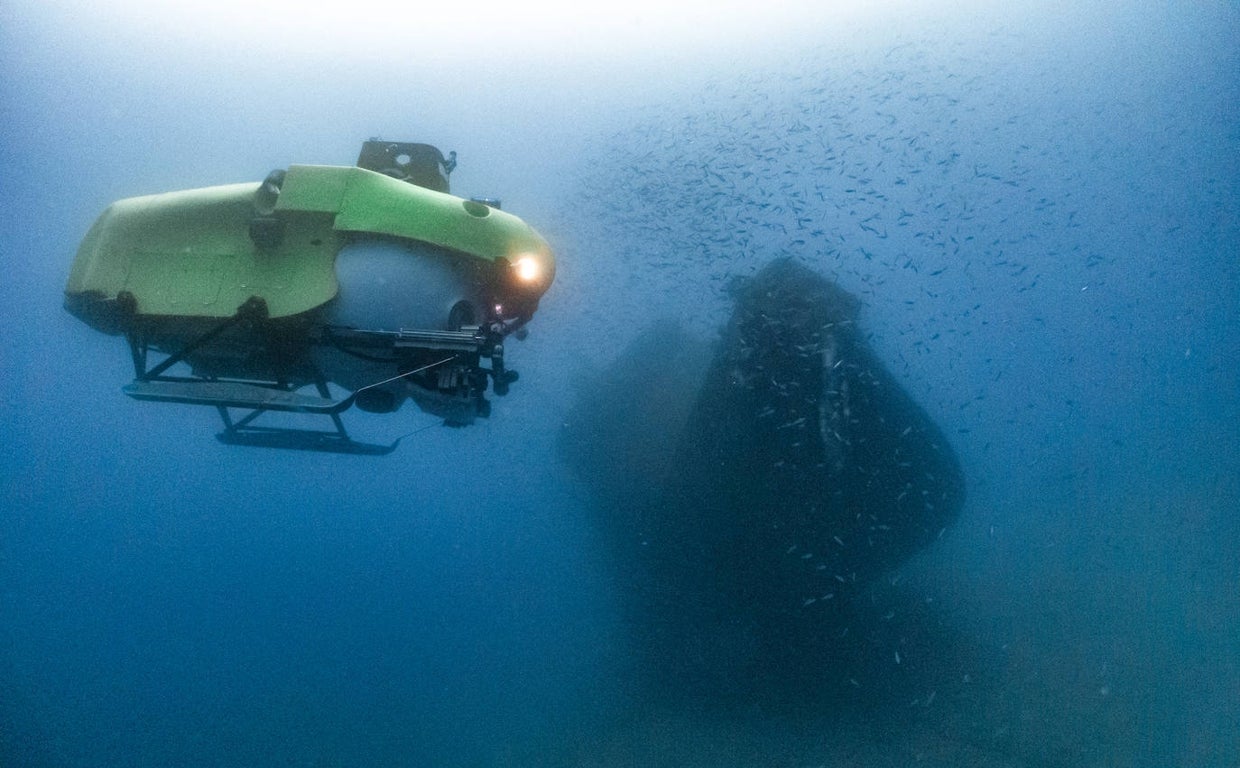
[2,2,1237,766]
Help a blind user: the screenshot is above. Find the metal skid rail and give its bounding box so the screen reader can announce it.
[120,302,509,454]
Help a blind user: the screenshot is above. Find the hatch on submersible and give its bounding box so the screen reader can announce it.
[64,140,555,454]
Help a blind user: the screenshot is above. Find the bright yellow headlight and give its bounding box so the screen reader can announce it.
[513,255,541,283]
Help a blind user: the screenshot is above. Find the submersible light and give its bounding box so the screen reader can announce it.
[513,255,542,283]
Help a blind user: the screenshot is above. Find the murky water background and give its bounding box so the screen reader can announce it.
[2,2,1236,765]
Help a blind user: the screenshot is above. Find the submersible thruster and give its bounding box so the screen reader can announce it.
[64,140,555,454]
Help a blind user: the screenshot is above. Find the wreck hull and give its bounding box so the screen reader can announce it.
[562,258,965,693]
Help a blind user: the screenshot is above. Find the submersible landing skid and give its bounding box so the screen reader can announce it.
[120,299,520,456]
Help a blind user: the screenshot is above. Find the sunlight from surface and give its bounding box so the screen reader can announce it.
[39,0,927,63]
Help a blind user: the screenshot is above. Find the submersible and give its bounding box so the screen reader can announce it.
[65,140,555,454]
